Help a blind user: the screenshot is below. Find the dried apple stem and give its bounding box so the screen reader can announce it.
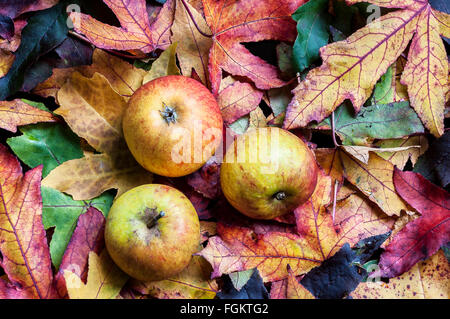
[147,211,165,229]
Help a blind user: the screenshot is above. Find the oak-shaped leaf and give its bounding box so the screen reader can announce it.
[70,0,174,54]
[373,169,450,278]
[41,72,153,200]
[299,243,364,299]
[0,143,57,299]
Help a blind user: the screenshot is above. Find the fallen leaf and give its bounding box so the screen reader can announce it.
[340,151,409,216]
[217,78,263,125]
[217,269,268,299]
[413,130,450,187]
[6,122,83,177]
[42,72,153,200]
[292,0,330,72]
[0,143,56,299]
[41,186,113,268]
[203,0,306,94]
[286,265,315,299]
[299,243,365,299]
[0,0,58,19]
[0,99,56,133]
[186,155,221,199]
[171,0,212,85]
[130,255,218,299]
[33,49,147,99]
[374,136,428,169]
[0,3,68,99]
[314,148,344,184]
[373,169,450,278]
[228,269,254,292]
[70,0,174,54]
[142,42,180,84]
[401,5,448,136]
[314,102,425,146]
[352,250,449,299]
[54,207,107,298]
[340,144,420,165]
[64,250,128,299]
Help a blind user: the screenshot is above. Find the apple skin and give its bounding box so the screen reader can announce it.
[123,75,223,177]
[220,127,318,220]
[105,184,200,281]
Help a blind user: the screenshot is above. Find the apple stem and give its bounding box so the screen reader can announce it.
[147,211,165,229]
[160,103,178,125]
[274,191,286,201]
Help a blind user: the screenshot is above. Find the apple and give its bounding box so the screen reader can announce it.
[105,184,200,281]
[122,75,223,177]
[220,127,318,220]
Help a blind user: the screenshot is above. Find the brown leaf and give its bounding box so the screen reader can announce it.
[42,72,152,200]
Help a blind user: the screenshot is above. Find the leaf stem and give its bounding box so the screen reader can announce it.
[331,111,340,148]
[180,0,213,38]
[331,180,339,225]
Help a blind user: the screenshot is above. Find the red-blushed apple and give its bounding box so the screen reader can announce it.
[122,75,223,177]
[105,184,200,281]
[220,127,319,220]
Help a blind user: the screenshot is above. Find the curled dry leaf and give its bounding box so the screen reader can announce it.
[0,99,56,132]
[374,136,428,169]
[0,144,57,299]
[70,0,175,54]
